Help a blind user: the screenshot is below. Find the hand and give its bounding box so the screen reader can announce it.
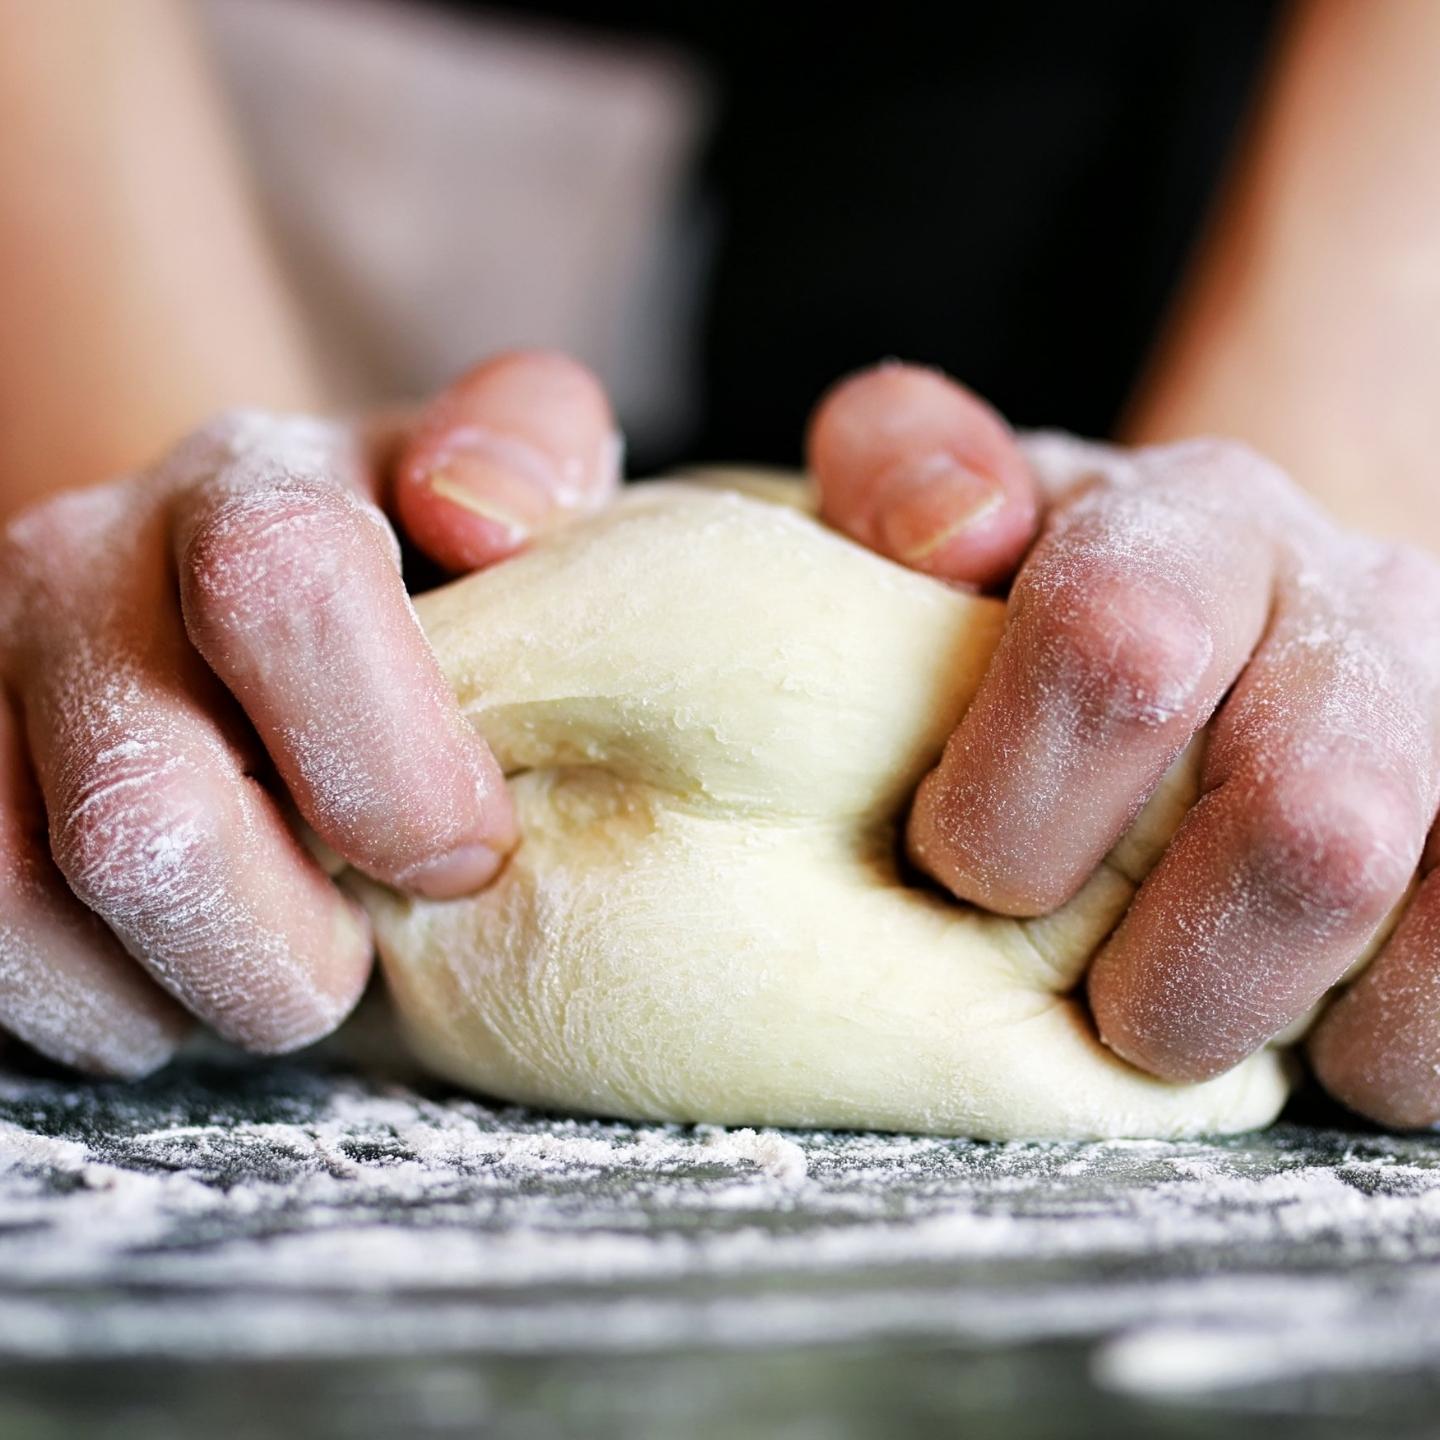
[0,350,617,1077]
[809,362,1440,1129]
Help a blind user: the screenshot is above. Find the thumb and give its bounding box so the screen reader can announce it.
[392,350,621,574]
[806,362,1040,590]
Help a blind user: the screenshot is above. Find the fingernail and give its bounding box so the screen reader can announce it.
[876,455,1007,564]
[401,842,505,899]
[416,430,564,545]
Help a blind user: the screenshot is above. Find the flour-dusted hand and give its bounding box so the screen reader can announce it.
[0,351,618,1076]
[810,362,1440,1128]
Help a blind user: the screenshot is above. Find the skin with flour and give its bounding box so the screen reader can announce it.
[0,355,618,1072]
[809,366,1440,1127]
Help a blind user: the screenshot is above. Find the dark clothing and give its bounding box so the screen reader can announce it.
[448,3,1281,468]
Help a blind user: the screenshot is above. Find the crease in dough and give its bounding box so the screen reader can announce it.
[355,475,1290,1140]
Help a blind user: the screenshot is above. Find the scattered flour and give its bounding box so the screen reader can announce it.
[1,1056,1440,1396]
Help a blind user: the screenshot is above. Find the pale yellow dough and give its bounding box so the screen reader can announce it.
[358,474,1289,1140]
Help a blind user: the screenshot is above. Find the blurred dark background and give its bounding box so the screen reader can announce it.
[209,0,1281,474]
[457,2,1281,469]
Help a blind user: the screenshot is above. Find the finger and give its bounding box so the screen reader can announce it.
[0,687,188,1076]
[908,439,1276,915]
[1308,844,1440,1129]
[806,362,1040,589]
[14,491,372,1051]
[1089,539,1440,1083]
[393,350,620,573]
[172,414,517,898]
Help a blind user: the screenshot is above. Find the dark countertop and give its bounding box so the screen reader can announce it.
[1,1037,1438,1440]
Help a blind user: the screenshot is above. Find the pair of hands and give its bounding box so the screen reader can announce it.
[2,351,1437,1130]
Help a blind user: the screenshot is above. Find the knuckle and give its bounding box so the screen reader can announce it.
[47,729,360,1052]
[1371,538,1440,609]
[1147,435,1293,507]
[50,740,211,917]
[181,480,385,634]
[1244,769,1420,919]
[1018,564,1214,733]
[185,406,276,458]
[163,408,350,485]
[3,480,137,570]
[1,481,148,657]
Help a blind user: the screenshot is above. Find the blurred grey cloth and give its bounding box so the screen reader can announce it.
[201,0,709,452]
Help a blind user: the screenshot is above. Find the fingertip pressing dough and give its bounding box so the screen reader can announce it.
[357,475,1290,1140]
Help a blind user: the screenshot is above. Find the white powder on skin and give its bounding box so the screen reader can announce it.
[996,434,1440,1084]
[0,413,394,1061]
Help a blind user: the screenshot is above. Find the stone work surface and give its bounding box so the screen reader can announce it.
[0,1040,1438,1438]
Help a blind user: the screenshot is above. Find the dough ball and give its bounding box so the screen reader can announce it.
[357,475,1289,1139]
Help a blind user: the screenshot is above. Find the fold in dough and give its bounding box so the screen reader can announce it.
[356,475,1290,1139]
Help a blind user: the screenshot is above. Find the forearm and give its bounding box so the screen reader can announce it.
[0,0,317,517]
[1125,0,1440,550]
